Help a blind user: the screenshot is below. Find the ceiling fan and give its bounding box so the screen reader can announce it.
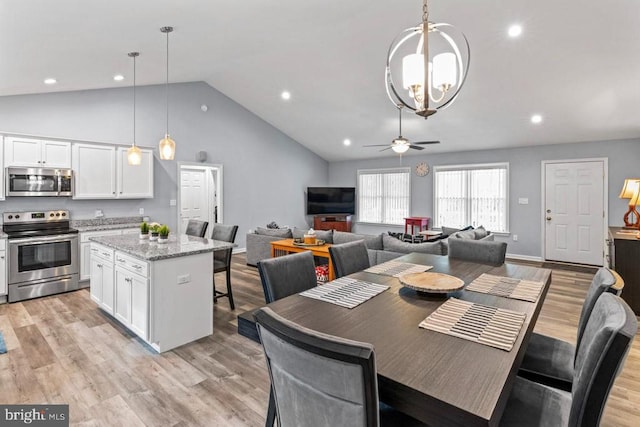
[364,105,440,153]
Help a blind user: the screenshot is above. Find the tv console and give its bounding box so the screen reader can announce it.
[313,214,352,232]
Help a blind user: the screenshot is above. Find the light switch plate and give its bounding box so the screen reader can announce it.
[94,209,104,218]
[177,274,191,284]
[169,199,177,206]
[139,208,144,215]
[518,198,529,205]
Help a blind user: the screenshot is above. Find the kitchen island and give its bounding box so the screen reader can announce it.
[89,233,234,353]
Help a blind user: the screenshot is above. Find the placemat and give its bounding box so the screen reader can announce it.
[419,298,526,351]
[466,273,544,302]
[300,277,389,309]
[365,260,433,277]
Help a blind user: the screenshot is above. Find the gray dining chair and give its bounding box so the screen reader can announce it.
[448,237,507,266]
[500,293,637,427]
[211,223,239,310]
[329,240,370,278]
[185,219,208,238]
[255,307,425,427]
[518,267,617,390]
[258,251,317,304]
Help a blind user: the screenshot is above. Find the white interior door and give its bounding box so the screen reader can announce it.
[179,169,209,233]
[544,161,605,265]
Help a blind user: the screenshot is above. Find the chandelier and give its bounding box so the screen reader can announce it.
[385,0,470,118]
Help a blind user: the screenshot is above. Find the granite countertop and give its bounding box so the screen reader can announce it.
[72,216,143,232]
[90,234,234,261]
[74,223,141,232]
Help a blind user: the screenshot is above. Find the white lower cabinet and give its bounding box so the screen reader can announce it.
[114,265,149,340]
[80,229,138,281]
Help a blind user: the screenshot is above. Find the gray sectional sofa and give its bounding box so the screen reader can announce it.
[245,225,501,267]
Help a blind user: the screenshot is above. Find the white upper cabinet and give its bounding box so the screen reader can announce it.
[72,143,117,199]
[4,136,71,168]
[117,147,154,199]
[72,143,154,199]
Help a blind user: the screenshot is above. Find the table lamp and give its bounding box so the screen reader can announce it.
[619,178,640,228]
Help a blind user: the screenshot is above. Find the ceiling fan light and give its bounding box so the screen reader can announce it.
[127,145,142,166]
[391,142,410,154]
[402,53,425,89]
[432,52,457,90]
[159,134,176,160]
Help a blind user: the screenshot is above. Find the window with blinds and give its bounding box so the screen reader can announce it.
[357,168,410,225]
[433,163,509,232]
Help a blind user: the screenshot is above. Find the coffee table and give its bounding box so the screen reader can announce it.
[270,238,335,281]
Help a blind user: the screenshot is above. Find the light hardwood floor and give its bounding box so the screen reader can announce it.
[0,254,639,426]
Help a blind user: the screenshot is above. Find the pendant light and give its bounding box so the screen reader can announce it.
[159,26,176,160]
[127,52,142,166]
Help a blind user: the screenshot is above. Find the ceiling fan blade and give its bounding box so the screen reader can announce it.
[379,147,392,152]
[412,141,441,145]
[408,145,425,150]
[363,144,392,147]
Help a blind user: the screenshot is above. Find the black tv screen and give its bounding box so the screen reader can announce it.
[306,187,356,215]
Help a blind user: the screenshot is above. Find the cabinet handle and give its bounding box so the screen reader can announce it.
[0,256,4,259]
[42,161,46,164]
[117,258,125,263]
[112,192,116,195]
[102,252,110,257]
[133,265,142,270]
[37,160,41,164]
[91,248,99,253]
[120,191,123,194]
[97,264,103,268]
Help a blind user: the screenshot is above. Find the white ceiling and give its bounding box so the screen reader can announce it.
[1,0,639,161]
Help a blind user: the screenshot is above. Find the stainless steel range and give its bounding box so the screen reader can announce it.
[3,210,79,302]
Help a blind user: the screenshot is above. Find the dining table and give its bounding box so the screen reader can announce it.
[238,252,552,427]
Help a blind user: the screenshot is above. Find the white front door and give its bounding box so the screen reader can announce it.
[544,161,605,265]
[179,169,209,233]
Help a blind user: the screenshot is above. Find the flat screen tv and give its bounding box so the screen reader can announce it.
[306,187,356,215]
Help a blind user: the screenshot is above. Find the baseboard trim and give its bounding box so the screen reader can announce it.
[506,253,544,262]
[233,248,246,254]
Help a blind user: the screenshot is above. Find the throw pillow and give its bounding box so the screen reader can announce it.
[266,221,280,229]
[454,229,477,240]
[333,231,383,250]
[382,234,445,255]
[255,227,292,238]
[441,226,461,236]
[474,226,489,239]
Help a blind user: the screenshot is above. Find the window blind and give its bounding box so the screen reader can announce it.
[358,168,410,225]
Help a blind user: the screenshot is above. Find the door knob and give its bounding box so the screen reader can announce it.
[546,216,552,221]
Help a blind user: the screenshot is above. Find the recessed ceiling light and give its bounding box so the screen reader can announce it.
[113,74,124,81]
[531,114,543,124]
[44,78,57,85]
[508,24,523,38]
[280,91,291,100]
[343,139,352,146]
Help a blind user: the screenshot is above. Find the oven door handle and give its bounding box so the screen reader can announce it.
[9,234,78,245]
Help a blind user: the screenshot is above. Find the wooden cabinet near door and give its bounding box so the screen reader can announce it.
[609,227,640,315]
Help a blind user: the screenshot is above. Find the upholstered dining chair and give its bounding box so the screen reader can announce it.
[448,237,507,266]
[257,251,317,304]
[518,267,617,391]
[211,223,239,310]
[255,307,426,427]
[329,240,370,278]
[500,293,637,427]
[185,219,208,238]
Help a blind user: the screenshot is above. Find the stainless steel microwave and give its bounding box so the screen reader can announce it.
[6,167,74,197]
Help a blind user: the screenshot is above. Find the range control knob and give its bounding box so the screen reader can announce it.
[15,215,20,219]
[61,212,66,217]
[50,213,55,217]
[7,215,12,220]
[55,213,61,217]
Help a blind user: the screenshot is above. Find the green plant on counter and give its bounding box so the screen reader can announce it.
[149,223,161,234]
[159,225,170,238]
[140,221,149,234]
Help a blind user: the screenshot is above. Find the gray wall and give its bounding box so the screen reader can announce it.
[328,138,640,259]
[0,82,329,248]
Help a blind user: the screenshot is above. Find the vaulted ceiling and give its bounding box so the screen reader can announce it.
[1,0,638,161]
